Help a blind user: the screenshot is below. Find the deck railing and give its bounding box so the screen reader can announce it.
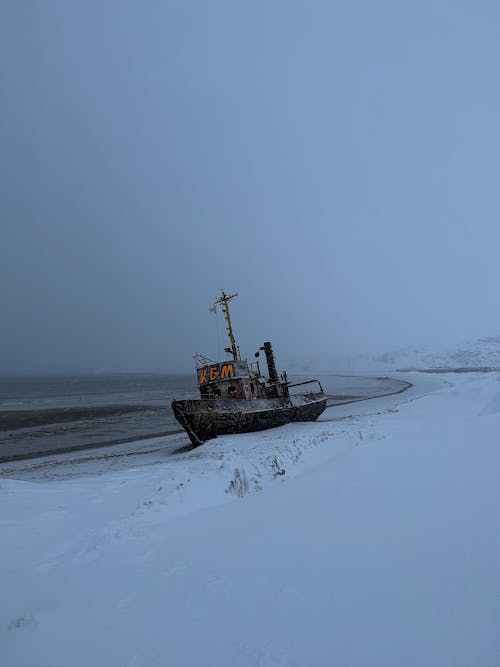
[286,379,324,395]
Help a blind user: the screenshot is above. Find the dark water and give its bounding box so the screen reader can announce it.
[0,374,198,461]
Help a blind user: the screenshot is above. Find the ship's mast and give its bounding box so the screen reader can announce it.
[214,289,239,361]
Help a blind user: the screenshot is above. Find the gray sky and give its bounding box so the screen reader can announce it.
[1,0,499,373]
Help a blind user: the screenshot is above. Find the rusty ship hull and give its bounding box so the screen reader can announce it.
[172,392,327,447]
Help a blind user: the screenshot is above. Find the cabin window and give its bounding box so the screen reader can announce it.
[227,385,236,394]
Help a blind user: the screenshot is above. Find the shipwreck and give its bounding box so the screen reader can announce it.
[171,290,327,446]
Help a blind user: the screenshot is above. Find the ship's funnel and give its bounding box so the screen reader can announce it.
[262,341,279,385]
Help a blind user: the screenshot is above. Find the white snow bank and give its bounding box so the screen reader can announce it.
[1,371,500,666]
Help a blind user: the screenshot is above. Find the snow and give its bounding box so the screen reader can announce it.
[371,335,500,369]
[287,335,500,372]
[2,369,500,666]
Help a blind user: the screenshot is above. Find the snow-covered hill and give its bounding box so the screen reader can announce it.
[286,336,500,373]
[371,336,500,370]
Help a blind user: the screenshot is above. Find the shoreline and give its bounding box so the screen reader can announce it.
[0,375,413,469]
[0,427,185,464]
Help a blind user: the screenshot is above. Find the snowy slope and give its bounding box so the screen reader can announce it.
[1,371,500,665]
[287,336,500,372]
[372,336,500,369]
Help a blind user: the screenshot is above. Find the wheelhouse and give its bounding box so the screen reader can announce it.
[197,360,266,399]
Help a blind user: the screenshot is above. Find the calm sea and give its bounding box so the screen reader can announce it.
[0,374,198,462]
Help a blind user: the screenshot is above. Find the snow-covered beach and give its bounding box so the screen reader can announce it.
[2,359,500,666]
[3,0,500,661]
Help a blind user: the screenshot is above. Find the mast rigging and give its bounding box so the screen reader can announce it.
[213,289,239,361]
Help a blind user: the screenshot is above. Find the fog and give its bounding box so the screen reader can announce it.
[1,1,499,374]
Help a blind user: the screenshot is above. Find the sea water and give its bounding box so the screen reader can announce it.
[0,374,198,461]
